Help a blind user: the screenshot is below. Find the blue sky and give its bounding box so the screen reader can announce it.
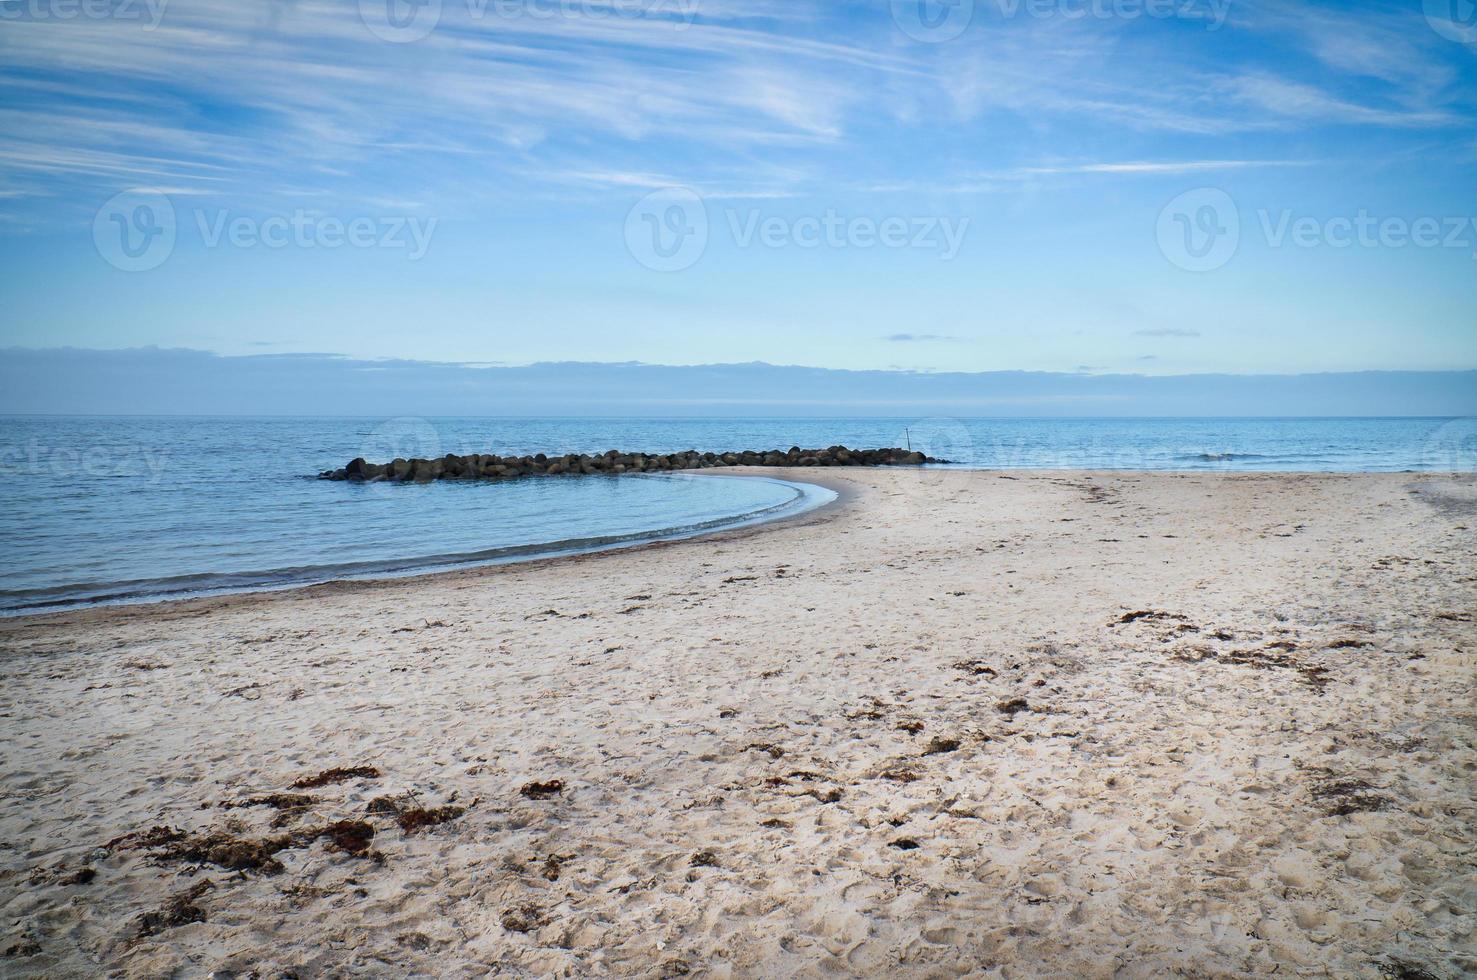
[1,0,1474,376]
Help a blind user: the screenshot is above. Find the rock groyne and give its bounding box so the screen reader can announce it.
[318,446,942,483]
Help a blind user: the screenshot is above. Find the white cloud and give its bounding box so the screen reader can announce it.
[0,0,1468,223]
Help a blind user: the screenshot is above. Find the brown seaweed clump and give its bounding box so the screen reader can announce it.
[107,821,376,875]
[291,766,381,789]
[520,780,564,800]
[1311,776,1393,817]
[220,793,314,811]
[135,879,215,938]
[397,806,467,835]
[501,904,547,933]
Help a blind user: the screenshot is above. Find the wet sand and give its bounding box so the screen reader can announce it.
[1,470,1473,978]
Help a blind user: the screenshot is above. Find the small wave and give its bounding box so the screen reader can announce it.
[1178,452,1273,462]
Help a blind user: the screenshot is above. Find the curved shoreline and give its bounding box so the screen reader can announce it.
[0,469,849,624]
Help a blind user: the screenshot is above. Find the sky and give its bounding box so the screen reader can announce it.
[0,0,1474,379]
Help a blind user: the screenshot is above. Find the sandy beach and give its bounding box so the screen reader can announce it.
[1,469,1473,978]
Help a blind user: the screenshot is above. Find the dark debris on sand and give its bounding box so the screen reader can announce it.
[397,805,467,835]
[291,766,381,789]
[520,780,564,800]
[1378,959,1442,980]
[220,793,314,812]
[1111,610,1188,627]
[953,659,998,677]
[501,904,547,933]
[879,767,921,783]
[1173,645,1332,691]
[107,820,376,874]
[996,698,1031,718]
[922,736,961,755]
[134,879,214,938]
[1311,775,1394,817]
[106,825,187,854]
[366,794,410,816]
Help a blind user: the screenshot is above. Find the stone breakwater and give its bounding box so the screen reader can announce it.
[318,447,941,483]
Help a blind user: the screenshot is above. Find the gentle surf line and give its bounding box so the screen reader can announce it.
[0,475,836,616]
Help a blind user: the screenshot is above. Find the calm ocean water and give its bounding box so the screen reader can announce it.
[1,416,1471,613]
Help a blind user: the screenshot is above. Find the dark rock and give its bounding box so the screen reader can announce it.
[321,445,944,482]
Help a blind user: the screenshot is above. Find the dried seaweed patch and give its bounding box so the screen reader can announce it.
[135,879,214,938]
[108,820,375,874]
[291,766,380,789]
[952,660,997,676]
[501,904,547,933]
[397,806,466,835]
[520,780,564,800]
[220,793,313,811]
[1172,646,1331,691]
[1311,777,1393,817]
[1111,610,1187,626]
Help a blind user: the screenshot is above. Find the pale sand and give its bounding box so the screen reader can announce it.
[1,470,1474,978]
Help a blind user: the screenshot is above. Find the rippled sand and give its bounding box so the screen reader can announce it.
[1,470,1473,978]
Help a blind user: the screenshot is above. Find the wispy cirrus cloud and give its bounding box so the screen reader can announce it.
[0,0,1470,226]
[1019,160,1307,176]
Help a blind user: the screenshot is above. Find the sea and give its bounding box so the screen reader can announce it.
[1,416,1472,614]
